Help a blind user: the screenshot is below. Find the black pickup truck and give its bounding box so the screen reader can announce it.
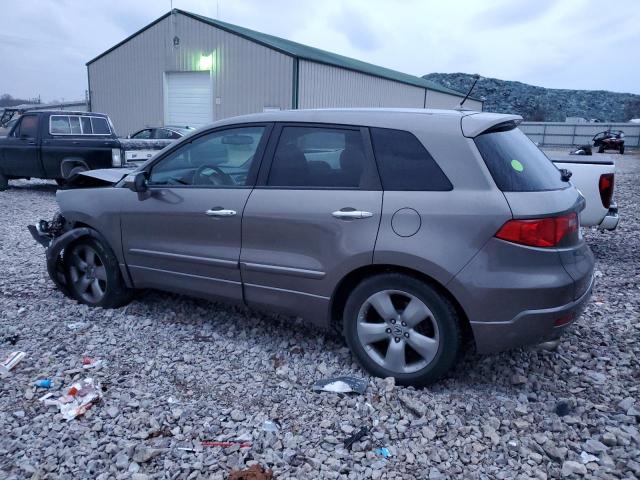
[0,111,171,190]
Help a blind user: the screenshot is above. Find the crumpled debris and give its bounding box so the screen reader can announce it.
[44,378,102,421]
[375,447,392,458]
[344,426,369,450]
[228,464,273,480]
[0,351,26,377]
[82,356,104,370]
[312,376,368,394]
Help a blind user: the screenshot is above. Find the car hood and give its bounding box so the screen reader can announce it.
[76,168,134,186]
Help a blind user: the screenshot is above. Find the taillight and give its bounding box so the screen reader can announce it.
[599,173,614,209]
[495,212,579,248]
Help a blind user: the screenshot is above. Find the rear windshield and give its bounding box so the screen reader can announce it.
[474,128,566,192]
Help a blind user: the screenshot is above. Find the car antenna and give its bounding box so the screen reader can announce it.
[457,74,481,110]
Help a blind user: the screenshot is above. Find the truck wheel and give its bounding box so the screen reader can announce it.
[619,145,624,154]
[63,237,133,308]
[343,273,461,386]
[68,166,87,179]
[0,172,7,191]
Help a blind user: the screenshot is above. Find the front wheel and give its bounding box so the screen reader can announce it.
[343,274,461,386]
[63,237,133,308]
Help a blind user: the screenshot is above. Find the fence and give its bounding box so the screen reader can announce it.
[519,122,640,148]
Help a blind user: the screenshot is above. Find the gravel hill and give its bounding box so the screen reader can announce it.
[0,153,639,479]
[423,73,640,122]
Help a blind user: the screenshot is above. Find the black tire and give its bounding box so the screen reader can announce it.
[620,145,624,155]
[68,166,87,179]
[55,179,66,187]
[63,237,133,308]
[343,273,461,386]
[598,146,605,153]
[0,172,7,191]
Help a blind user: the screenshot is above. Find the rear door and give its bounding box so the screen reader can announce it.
[1,114,42,177]
[120,124,271,302]
[240,123,383,325]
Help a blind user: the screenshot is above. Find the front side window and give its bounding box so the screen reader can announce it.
[90,117,110,135]
[155,129,181,140]
[131,129,152,139]
[15,115,39,138]
[370,128,452,191]
[267,126,372,188]
[148,126,266,187]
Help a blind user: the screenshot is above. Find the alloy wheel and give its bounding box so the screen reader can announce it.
[356,289,439,374]
[68,244,107,303]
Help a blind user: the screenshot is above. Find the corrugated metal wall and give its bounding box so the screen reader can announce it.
[88,13,293,135]
[520,122,640,147]
[425,89,482,111]
[298,61,426,109]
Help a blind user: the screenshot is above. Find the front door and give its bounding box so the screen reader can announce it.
[240,124,383,326]
[1,114,42,177]
[120,124,270,302]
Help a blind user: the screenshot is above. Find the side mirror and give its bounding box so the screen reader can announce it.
[124,171,148,192]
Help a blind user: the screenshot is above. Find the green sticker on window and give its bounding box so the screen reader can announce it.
[511,159,524,172]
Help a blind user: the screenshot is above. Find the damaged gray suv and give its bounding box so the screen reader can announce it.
[30,109,594,386]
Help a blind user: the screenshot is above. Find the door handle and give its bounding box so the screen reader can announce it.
[205,208,237,217]
[331,209,373,219]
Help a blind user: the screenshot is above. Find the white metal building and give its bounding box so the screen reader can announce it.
[87,9,482,135]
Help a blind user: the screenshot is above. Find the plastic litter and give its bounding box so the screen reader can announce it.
[34,379,54,388]
[344,426,369,450]
[262,420,280,433]
[201,440,252,448]
[45,378,102,421]
[82,357,103,369]
[1,351,26,377]
[375,447,392,458]
[67,322,89,330]
[312,376,368,394]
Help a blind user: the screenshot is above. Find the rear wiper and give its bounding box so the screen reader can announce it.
[559,168,572,182]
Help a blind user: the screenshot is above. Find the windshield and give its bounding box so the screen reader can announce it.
[474,128,566,192]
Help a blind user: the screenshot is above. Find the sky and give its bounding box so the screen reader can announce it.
[0,0,638,102]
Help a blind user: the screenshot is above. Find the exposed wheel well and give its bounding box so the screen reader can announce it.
[330,264,474,347]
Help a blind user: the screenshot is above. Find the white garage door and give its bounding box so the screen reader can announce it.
[164,71,213,128]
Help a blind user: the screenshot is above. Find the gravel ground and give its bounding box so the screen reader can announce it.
[0,153,638,479]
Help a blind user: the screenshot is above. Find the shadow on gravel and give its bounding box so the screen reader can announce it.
[6,183,58,193]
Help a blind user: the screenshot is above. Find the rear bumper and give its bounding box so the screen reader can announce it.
[470,274,594,353]
[598,202,619,230]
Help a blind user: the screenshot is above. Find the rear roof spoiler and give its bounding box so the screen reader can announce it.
[461,112,523,138]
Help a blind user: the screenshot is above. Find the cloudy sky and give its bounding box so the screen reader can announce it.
[1,0,638,102]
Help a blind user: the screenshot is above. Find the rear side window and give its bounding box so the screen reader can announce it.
[370,128,452,191]
[267,126,376,189]
[474,128,565,192]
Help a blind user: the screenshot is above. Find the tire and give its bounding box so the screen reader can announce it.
[620,145,624,155]
[63,237,133,308]
[598,146,605,153]
[0,172,7,191]
[55,179,66,187]
[68,166,87,179]
[343,273,461,386]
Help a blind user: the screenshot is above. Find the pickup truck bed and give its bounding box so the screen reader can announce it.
[550,153,618,230]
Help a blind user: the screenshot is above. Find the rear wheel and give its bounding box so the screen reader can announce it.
[63,237,133,308]
[598,145,605,153]
[343,274,461,386]
[68,166,87,179]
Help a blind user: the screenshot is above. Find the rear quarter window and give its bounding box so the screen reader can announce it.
[370,128,452,191]
[474,128,565,192]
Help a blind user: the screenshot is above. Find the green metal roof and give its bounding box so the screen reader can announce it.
[181,10,468,98]
[88,9,476,101]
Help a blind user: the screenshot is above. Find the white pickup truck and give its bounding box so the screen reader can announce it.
[550,153,618,230]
